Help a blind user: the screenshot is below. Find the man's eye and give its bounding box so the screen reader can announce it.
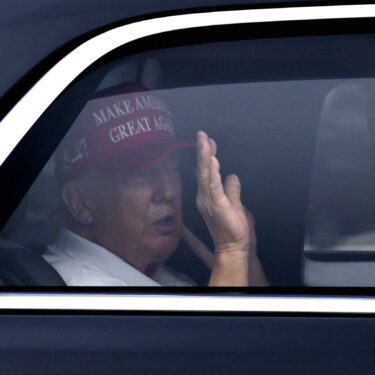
[120,171,150,185]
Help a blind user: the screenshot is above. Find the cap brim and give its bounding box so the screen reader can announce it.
[101,141,196,175]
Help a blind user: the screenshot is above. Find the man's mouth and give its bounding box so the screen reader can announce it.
[154,215,176,233]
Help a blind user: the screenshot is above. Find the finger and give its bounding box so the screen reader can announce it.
[181,225,215,269]
[224,174,241,205]
[197,131,211,196]
[209,156,226,203]
[242,205,255,228]
[208,138,217,157]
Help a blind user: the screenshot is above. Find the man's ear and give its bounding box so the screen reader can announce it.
[61,181,93,224]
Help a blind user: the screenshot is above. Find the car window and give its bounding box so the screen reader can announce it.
[2,27,375,287]
[304,81,375,285]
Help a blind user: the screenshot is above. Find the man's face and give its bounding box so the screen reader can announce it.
[88,153,182,273]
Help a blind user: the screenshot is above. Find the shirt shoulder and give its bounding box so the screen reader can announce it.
[43,245,128,286]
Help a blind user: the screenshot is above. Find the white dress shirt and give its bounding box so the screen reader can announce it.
[43,229,195,286]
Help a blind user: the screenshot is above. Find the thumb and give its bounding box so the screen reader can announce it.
[224,174,241,205]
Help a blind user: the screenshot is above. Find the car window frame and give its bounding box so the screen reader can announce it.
[2,4,375,166]
[2,4,375,312]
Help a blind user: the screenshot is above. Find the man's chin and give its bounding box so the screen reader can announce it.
[147,236,179,260]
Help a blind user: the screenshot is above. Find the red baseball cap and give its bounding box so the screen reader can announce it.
[55,83,195,181]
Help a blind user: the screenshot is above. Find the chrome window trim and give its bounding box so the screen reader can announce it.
[1,5,375,165]
[0,293,375,313]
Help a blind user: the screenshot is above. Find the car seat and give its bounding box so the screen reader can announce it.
[0,238,65,286]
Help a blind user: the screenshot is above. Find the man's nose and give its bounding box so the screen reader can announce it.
[152,170,179,203]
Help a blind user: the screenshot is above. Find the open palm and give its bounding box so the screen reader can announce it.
[196,131,250,256]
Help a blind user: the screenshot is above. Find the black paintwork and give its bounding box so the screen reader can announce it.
[1,313,375,375]
[0,0,364,101]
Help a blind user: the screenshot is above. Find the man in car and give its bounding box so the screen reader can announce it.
[43,84,268,286]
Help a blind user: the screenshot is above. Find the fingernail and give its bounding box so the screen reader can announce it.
[197,130,207,141]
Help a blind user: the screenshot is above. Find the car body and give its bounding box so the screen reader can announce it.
[1,0,375,373]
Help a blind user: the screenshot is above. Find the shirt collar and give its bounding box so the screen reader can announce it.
[55,228,160,286]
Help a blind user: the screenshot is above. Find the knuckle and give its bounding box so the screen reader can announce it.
[200,170,209,180]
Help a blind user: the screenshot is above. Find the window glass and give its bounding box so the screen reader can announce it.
[304,82,375,286]
[2,34,375,286]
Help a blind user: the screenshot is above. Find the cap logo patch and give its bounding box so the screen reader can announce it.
[55,86,192,180]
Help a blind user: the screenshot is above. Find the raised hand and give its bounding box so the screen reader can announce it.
[195,131,251,286]
[196,131,250,255]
